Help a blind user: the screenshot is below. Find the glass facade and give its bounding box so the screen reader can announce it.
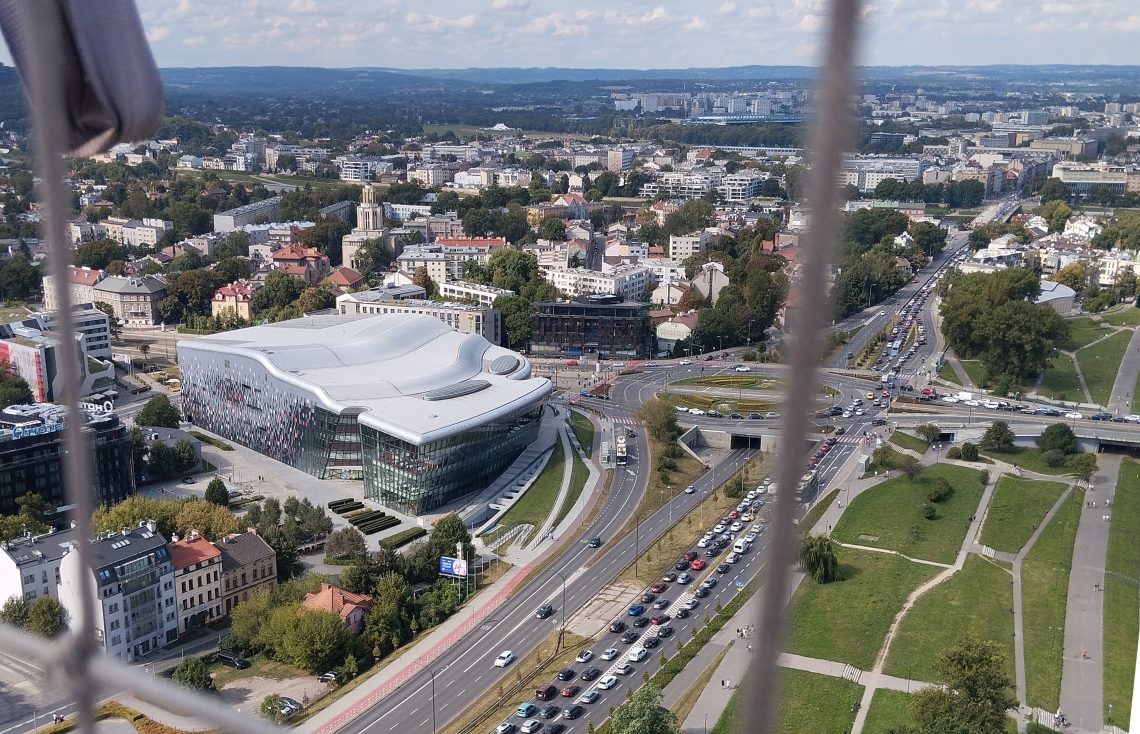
[361,402,544,514]
[530,297,654,359]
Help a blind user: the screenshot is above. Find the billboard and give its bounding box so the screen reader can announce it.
[439,556,468,578]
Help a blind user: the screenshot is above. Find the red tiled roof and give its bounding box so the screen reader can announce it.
[557,193,587,205]
[328,267,364,286]
[271,245,323,262]
[169,534,221,569]
[69,266,104,286]
[302,583,374,622]
[215,279,258,301]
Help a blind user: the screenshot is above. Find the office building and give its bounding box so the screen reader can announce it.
[530,295,655,359]
[177,314,550,515]
[542,266,652,301]
[58,521,178,660]
[437,280,515,307]
[19,305,112,360]
[0,404,135,515]
[212,197,283,233]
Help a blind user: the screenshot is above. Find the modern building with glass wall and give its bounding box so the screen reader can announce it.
[177,313,550,514]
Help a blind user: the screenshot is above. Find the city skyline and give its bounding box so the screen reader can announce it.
[12,0,1131,71]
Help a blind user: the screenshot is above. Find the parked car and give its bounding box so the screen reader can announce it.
[216,651,250,669]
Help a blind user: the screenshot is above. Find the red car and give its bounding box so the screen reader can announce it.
[650,614,671,625]
[564,360,579,366]
[650,582,666,594]
[690,559,707,571]
[560,684,581,698]
[880,391,889,398]
[727,510,739,520]
[826,436,838,445]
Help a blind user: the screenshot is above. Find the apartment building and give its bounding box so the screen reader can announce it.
[335,290,501,343]
[42,267,105,312]
[91,275,167,326]
[58,522,178,661]
[271,245,331,286]
[211,280,259,320]
[669,230,715,261]
[840,157,926,192]
[169,531,223,636]
[717,171,765,202]
[437,280,515,306]
[217,531,277,614]
[0,525,79,602]
[542,265,652,301]
[212,197,283,233]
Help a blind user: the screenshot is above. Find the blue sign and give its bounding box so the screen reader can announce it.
[439,556,468,577]
[11,422,64,440]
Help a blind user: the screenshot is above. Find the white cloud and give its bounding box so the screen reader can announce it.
[718,2,737,14]
[683,16,707,31]
[490,0,529,8]
[146,26,172,43]
[522,13,588,37]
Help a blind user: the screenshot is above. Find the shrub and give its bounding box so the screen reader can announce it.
[923,504,937,520]
[926,479,954,504]
[946,446,963,459]
[1043,448,1068,467]
[960,442,979,461]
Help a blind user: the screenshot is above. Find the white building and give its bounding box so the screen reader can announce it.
[437,280,515,306]
[717,171,765,202]
[0,525,79,602]
[335,290,502,344]
[542,265,652,301]
[334,156,390,183]
[642,257,686,283]
[669,230,715,261]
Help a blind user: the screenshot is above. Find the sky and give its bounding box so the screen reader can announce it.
[40,0,1140,69]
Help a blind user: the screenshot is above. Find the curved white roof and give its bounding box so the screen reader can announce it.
[179,314,550,445]
[1037,280,1076,302]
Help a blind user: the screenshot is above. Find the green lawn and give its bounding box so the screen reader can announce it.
[568,409,594,456]
[711,668,862,734]
[832,464,987,564]
[960,359,988,387]
[980,475,1068,554]
[1038,354,1085,402]
[884,556,1015,684]
[862,689,916,734]
[497,441,565,544]
[673,375,784,390]
[937,359,961,385]
[889,431,928,454]
[1076,329,1132,405]
[798,488,838,534]
[1104,459,1140,721]
[785,547,940,669]
[1022,489,1082,711]
[1058,317,1115,352]
[979,446,1075,476]
[862,446,912,478]
[1100,305,1140,326]
[552,444,589,531]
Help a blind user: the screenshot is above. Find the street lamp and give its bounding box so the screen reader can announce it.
[556,570,568,650]
[634,514,640,578]
[429,668,441,734]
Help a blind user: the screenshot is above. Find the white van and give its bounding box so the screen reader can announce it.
[733,539,751,554]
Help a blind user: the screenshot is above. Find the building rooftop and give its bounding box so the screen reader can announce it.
[87,525,171,585]
[217,196,282,217]
[178,314,550,445]
[1038,280,1077,301]
[302,582,373,622]
[0,525,80,565]
[216,531,275,573]
[93,275,166,295]
[169,533,221,569]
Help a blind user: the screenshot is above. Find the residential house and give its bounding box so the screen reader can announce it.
[302,582,373,635]
[271,245,331,286]
[326,266,365,293]
[91,275,167,326]
[169,531,223,636]
[689,261,731,304]
[216,530,277,615]
[211,279,259,320]
[656,311,699,350]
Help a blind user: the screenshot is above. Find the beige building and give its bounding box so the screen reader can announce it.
[91,275,167,326]
[43,266,105,312]
[169,532,223,636]
[336,290,501,344]
[211,280,258,320]
[216,531,277,614]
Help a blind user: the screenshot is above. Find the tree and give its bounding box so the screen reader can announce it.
[325,527,368,561]
[1037,423,1078,455]
[278,608,351,672]
[412,266,436,297]
[0,596,28,627]
[24,596,65,637]
[979,421,1015,452]
[0,253,41,300]
[633,399,681,442]
[353,238,391,277]
[205,477,229,506]
[915,424,941,444]
[93,302,122,340]
[1038,200,1073,233]
[910,636,1017,734]
[908,222,947,257]
[0,364,33,409]
[296,286,335,314]
[75,239,126,270]
[138,342,151,366]
[1067,452,1098,484]
[428,513,474,562]
[1038,177,1070,203]
[136,395,182,428]
[92,495,182,539]
[170,656,216,692]
[898,454,921,479]
[798,535,840,584]
[608,684,680,734]
[175,499,240,541]
[212,256,251,284]
[537,217,567,241]
[260,694,285,721]
[1052,263,1089,293]
[251,271,305,315]
[960,442,979,461]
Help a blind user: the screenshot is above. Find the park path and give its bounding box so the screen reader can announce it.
[1059,454,1121,733]
[1108,328,1140,415]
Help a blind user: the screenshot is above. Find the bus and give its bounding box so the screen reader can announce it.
[615,434,627,465]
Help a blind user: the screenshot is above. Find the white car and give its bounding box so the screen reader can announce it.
[494,650,515,668]
[600,648,619,661]
[675,405,689,413]
[689,409,706,416]
[941,396,959,404]
[627,646,647,662]
[735,366,751,372]
[842,411,853,418]
[597,675,619,690]
[730,521,744,532]
[713,523,727,533]
[575,650,594,663]
[1065,411,1083,420]
[521,720,542,734]
[963,400,980,407]
[854,408,865,416]
[684,486,695,494]
[725,552,740,564]
[679,359,692,365]
[742,513,753,522]
[697,537,711,548]
[577,690,600,704]
[677,572,693,584]
[1126,415,1140,423]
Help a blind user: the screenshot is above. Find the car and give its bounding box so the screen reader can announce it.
[495,651,516,668]
[559,684,580,698]
[621,630,640,644]
[749,412,763,419]
[614,662,634,676]
[633,615,651,628]
[871,418,887,426]
[1125,415,1140,423]
[854,408,865,416]
[578,690,600,704]
[701,577,719,590]
[1065,411,1084,420]
[836,426,846,435]
[684,485,696,493]
[694,587,710,598]
[677,571,693,584]
[704,547,723,558]
[318,671,341,683]
[866,392,875,400]
[216,651,250,669]
[1091,412,1113,421]
[640,591,656,603]
[941,396,959,403]
[683,550,699,562]
[765,411,780,419]
[880,391,889,398]
[657,625,675,639]
[627,604,645,617]
[651,597,669,610]
[712,523,726,533]
[675,608,690,619]
[727,510,739,520]
[673,557,690,571]
[536,604,554,619]
[675,405,689,413]
[696,537,711,548]
[661,572,677,582]
[735,366,751,372]
[520,720,542,734]
[183,476,195,484]
[280,696,302,715]
[497,723,518,734]
[689,408,705,416]
[516,703,538,718]
[725,552,740,564]
[600,647,619,661]
[643,636,661,649]
[842,411,853,418]
[679,359,692,365]
[598,675,619,690]
[580,666,601,681]
[690,559,707,571]
[587,537,601,548]
[628,646,648,662]
[627,428,637,438]
[537,704,560,720]
[575,650,594,664]
[557,668,576,681]
[716,563,731,574]
[707,410,722,418]
[730,521,744,532]
[650,613,671,625]
[609,620,627,633]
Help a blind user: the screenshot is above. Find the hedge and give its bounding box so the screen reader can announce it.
[380,527,428,550]
[189,431,234,451]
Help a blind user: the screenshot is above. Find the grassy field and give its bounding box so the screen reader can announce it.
[884,556,1015,684]
[832,464,987,564]
[671,642,733,723]
[862,689,916,734]
[1022,489,1082,711]
[568,409,594,456]
[1104,459,1140,721]
[673,375,784,390]
[888,431,928,454]
[1038,354,1085,402]
[785,547,940,669]
[1100,305,1140,327]
[1058,317,1115,352]
[980,475,1069,554]
[862,446,911,477]
[979,446,1075,476]
[960,359,988,387]
[711,668,863,734]
[798,488,838,534]
[937,360,961,385]
[552,444,590,531]
[497,441,565,544]
[1076,329,1132,405]
[207,654,305,688]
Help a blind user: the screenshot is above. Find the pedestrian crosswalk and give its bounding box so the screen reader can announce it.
[611,417,638,426]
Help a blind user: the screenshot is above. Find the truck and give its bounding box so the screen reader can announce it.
[955,391,974,402]
[615,434,628,465]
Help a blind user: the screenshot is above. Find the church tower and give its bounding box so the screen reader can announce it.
[357,183,383,232]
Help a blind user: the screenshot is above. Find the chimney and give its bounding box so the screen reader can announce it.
[189,529,199,541]
[146,519,156,533]
[121,526,129,537]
